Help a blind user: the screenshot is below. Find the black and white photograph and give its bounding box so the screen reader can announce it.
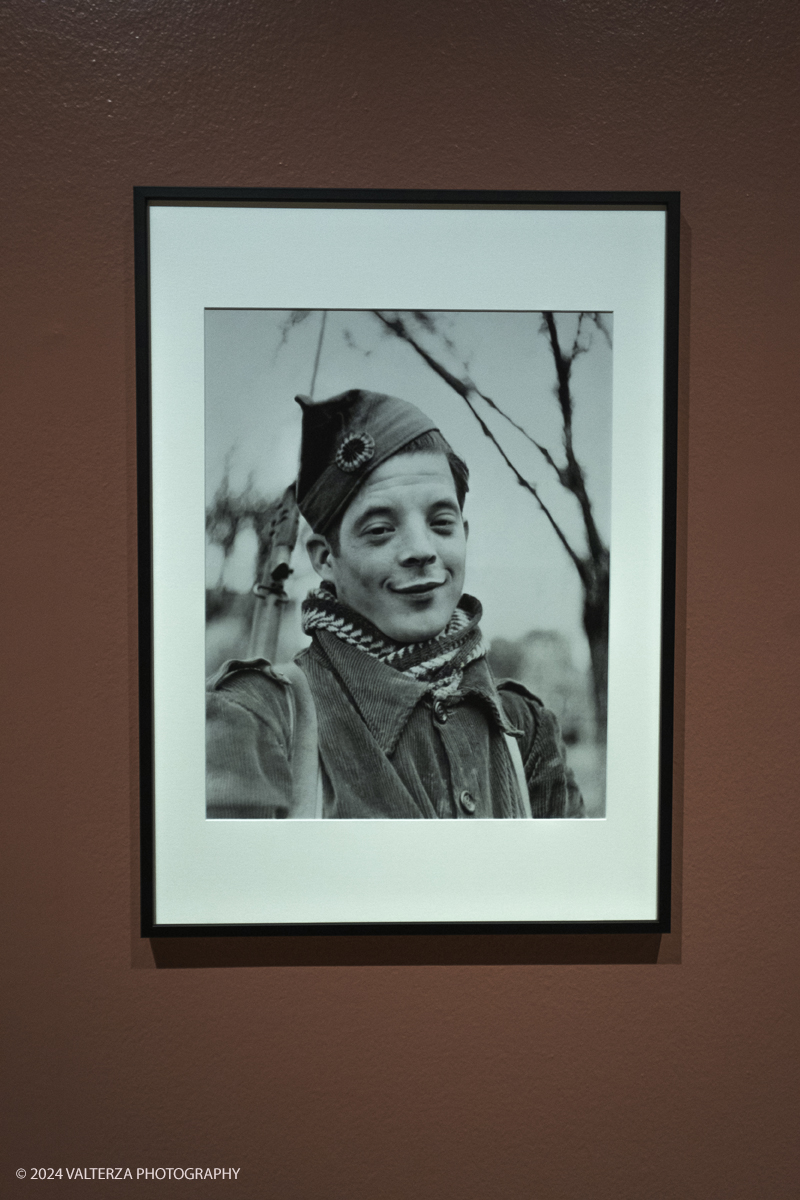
[138,191,676,930]
[205,309,612,822]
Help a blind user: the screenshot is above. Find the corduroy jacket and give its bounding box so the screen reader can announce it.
[206,630,584,820]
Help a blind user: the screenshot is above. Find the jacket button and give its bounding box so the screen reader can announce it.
[432,698,448,724]
[458,789,476,814]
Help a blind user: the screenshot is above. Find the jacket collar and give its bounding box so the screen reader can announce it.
[308,628,521,755]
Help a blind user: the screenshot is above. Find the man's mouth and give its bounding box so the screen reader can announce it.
[389,579,446,596]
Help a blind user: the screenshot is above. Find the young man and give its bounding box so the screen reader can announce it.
[207,388,584,819]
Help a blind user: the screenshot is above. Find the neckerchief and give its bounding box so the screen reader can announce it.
[301,584,486,700]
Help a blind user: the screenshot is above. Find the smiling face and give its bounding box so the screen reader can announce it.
[307,451,468,643]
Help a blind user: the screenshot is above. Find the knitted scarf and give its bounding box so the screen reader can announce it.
[301,584,486,700]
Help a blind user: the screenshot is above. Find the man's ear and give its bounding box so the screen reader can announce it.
[306,533,336,581]
[463,518,469,541]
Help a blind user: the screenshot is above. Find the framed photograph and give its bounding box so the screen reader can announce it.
[135,188,678,935]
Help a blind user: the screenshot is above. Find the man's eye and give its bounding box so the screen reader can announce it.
[431,516,456,532]
[363,524,393,538]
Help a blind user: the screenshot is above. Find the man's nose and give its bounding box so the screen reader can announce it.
[397,522,437,566]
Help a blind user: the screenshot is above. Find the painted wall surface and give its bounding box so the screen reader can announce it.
[2,2,797,1197]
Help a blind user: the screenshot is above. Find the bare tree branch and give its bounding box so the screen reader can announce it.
[542,312,608,566]
[467,380,565,480]
[274,310,313,356]
[592,312,613,349]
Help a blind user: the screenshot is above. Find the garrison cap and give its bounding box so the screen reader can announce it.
[295,389,439,533]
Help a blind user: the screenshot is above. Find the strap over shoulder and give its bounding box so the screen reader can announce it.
[503,733,533,819]
[273,662,323,820]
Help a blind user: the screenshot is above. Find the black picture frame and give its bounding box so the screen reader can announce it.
[135,188,679,937]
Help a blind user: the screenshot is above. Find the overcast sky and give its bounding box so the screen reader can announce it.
[205,309,612,669]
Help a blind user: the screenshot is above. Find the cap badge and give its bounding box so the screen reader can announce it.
[335,431,375,474]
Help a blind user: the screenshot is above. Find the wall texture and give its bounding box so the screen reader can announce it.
[2,2,797,1196]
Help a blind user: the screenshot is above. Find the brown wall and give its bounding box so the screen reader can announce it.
[2,2,797,1196]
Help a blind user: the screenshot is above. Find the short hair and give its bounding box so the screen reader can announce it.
[325,430,469,553]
